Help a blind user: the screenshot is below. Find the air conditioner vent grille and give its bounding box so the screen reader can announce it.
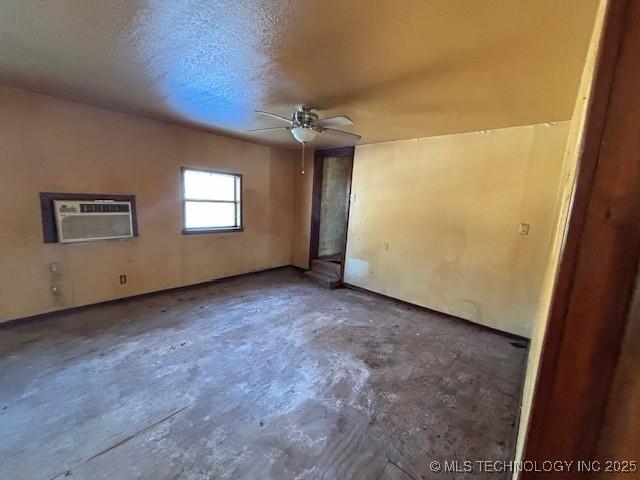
[80,203,130,213]
[60,214,132,240]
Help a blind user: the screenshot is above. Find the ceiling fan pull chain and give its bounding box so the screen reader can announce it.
[301,142,305,175]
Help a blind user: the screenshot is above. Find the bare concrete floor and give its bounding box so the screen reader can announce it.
[0,268,527,480]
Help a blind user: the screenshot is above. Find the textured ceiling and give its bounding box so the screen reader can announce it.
[0,0,599,148]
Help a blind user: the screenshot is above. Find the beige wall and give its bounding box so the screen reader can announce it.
[0,86,296,322]
[343,122,569,338]
[513,0,607,470]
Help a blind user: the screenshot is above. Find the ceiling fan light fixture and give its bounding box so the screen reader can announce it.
[291,126,317,144]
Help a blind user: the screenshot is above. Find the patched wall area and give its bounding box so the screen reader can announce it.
[344,122,570,338]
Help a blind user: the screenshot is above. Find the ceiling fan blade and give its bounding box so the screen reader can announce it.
[255,110,291,123]
[247,126,291,133]
[321,128,361,142]
[313,115,354,128]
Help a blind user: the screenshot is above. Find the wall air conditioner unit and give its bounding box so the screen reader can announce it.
[53,200,134,243]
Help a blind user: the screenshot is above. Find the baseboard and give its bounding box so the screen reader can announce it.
[2,269,529,344]
[342,282,529,343]
[0,265,295,329]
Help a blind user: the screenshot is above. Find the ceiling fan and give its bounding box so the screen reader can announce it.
[249,105,361,144]
[248,105,361,174]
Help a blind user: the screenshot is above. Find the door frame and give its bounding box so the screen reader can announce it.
[309,146,355,279]
[522,0,640,473]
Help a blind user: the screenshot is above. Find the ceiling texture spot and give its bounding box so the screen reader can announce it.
[0,0,599,148]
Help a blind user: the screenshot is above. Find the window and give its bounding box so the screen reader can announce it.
[181,168,242,233]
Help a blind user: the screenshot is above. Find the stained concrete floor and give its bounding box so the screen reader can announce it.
[0,268,528,480]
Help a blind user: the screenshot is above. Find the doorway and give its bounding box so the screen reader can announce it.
[308,147,355,286]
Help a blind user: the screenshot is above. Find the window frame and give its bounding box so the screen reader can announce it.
[180,167,244,235]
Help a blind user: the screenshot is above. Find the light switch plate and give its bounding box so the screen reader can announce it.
[519,223,530,235]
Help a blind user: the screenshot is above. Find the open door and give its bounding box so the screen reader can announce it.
[307,147,355,287]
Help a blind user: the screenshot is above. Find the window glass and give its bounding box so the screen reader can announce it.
[185,201,236,229]
[182,169,241,231]
[183,169,235,201]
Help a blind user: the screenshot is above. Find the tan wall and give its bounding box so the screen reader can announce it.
[343,122,569,338]
[513,0,607,469]
[0,86,296,322]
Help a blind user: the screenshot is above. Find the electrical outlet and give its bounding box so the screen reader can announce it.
[51,285,62,296]
[120,274,127,285]
[384,241,390,251]
[518,223,530,235]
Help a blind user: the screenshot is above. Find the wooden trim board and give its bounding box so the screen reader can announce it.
[522,0,640,473]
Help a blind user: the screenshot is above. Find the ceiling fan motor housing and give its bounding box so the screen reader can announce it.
[294,105,319,127]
